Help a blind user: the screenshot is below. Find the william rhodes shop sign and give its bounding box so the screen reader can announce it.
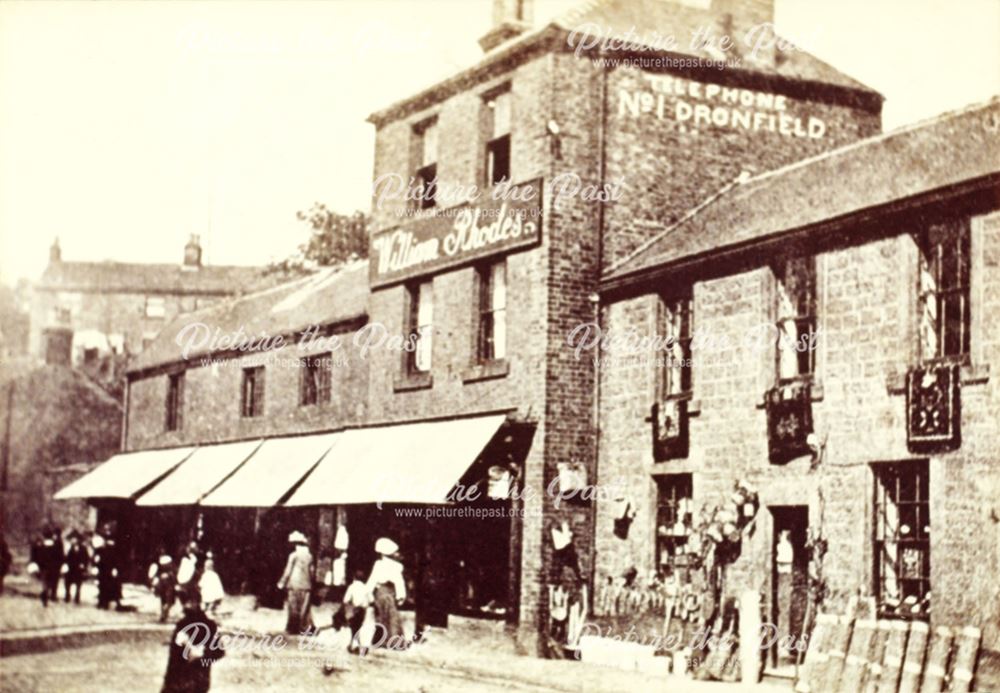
[369,178,543,288]
[618,73,827,139]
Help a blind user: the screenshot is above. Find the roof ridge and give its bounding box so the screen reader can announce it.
[744,95,1000,189]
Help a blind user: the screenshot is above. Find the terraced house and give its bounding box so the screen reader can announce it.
[54,0,999,673]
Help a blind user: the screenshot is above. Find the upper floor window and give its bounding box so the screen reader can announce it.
[659,291,693,398]
[485,88,511,186]
[300,353,332,406]
[918,220,970,362]
[477,260,507,362]
[166,371,184,431]
[406,280,434,373]
[240,366,265,418]
[775,256,817,383]
[413,119,438,210]
[655,473,693,577]
[873,460,930,619]
[145,296,166,319]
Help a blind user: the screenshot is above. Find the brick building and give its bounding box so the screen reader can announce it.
[68,0,1000,665]
[596,98,1000,674]
[30,234,271,364]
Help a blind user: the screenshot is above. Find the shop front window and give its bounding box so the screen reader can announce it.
[655,474,693,577]
[873,460,930,619]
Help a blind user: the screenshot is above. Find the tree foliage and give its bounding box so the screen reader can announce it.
[270,205,369,275]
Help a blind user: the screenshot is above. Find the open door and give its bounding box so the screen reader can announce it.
[768,505,809,675]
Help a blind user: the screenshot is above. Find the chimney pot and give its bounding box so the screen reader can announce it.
[184,234,202,268]
[479,0,533,53]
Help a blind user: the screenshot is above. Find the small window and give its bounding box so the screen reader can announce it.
[166,372,184,431]
[659,292,693,397]
[300,353,332,406]
[655,474,693,577]
[873,460,930,618]
[918,220,970,362]
[414,119,438,209]
[775,256,817,382]
[406,281,434,373]
[145,296,166,319]
[477,261,507,362]
[485,89,511,186]
[240,366,265,418]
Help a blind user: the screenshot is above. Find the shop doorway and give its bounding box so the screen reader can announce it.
[767,505,809,675]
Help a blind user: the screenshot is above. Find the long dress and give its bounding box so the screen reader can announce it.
[367,556,407,650]
[278,546,314,634]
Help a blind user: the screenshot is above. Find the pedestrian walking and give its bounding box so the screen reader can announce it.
[63,530,89,604]
[335,568,371,654]
[161,588,226,693]
[367,537,407,650]
[198,554,225,616]
[277,531,314,635]
[94,523,122,610]
[151,551,177,623]
[176,541,202,602]
[30,527,63,607]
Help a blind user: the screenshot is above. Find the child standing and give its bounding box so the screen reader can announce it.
[337,569,371,654]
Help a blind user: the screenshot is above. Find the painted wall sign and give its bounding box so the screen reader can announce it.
[369,178,543,287]
[618,74,827,139]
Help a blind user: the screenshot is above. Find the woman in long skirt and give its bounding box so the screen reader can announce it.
[367,537,407,650]
[277,531,314,635]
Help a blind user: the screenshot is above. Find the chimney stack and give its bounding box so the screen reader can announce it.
[183,234,202,269]
[478,0,534,53]
[49,238,61,264]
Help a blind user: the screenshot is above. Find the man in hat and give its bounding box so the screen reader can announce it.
[95,523,122,610]
[30,526,63,606]
[63,529,89,604]
[162,587,225,692]
[277,531,314,635]
[367,537,407,650]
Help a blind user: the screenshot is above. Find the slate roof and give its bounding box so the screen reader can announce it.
[602,97,1000,288]
[128,261,370,372]
[37,260,275,296]
[367,0,880,126]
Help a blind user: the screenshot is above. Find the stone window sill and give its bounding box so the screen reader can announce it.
[886,363,990,395]
[755,378,823,408]
[462,359,510,384]
[393,371,433,392]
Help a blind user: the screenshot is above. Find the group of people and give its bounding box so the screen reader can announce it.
[276,531,411,656]
[150,540,226,623]
[27,523,122,609]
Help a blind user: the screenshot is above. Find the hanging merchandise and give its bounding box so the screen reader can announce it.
[551,520,574,551]
[487,465,513,499]
[612,495,636,539]
[334,524,349,551]
[332,554,347,587]
[556,461,587,495]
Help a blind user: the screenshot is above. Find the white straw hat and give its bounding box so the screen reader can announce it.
[375,537,399,555]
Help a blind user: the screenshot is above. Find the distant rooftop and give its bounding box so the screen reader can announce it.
[128,261,370,373]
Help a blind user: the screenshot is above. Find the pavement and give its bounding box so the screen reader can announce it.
[1,574,793,692]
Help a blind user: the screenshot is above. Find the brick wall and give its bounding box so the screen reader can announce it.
[602,64,882,268]
[596,206,1000,647]
[125,323,369,449]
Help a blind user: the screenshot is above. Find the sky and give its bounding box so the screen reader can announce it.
[1,0,998,285]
